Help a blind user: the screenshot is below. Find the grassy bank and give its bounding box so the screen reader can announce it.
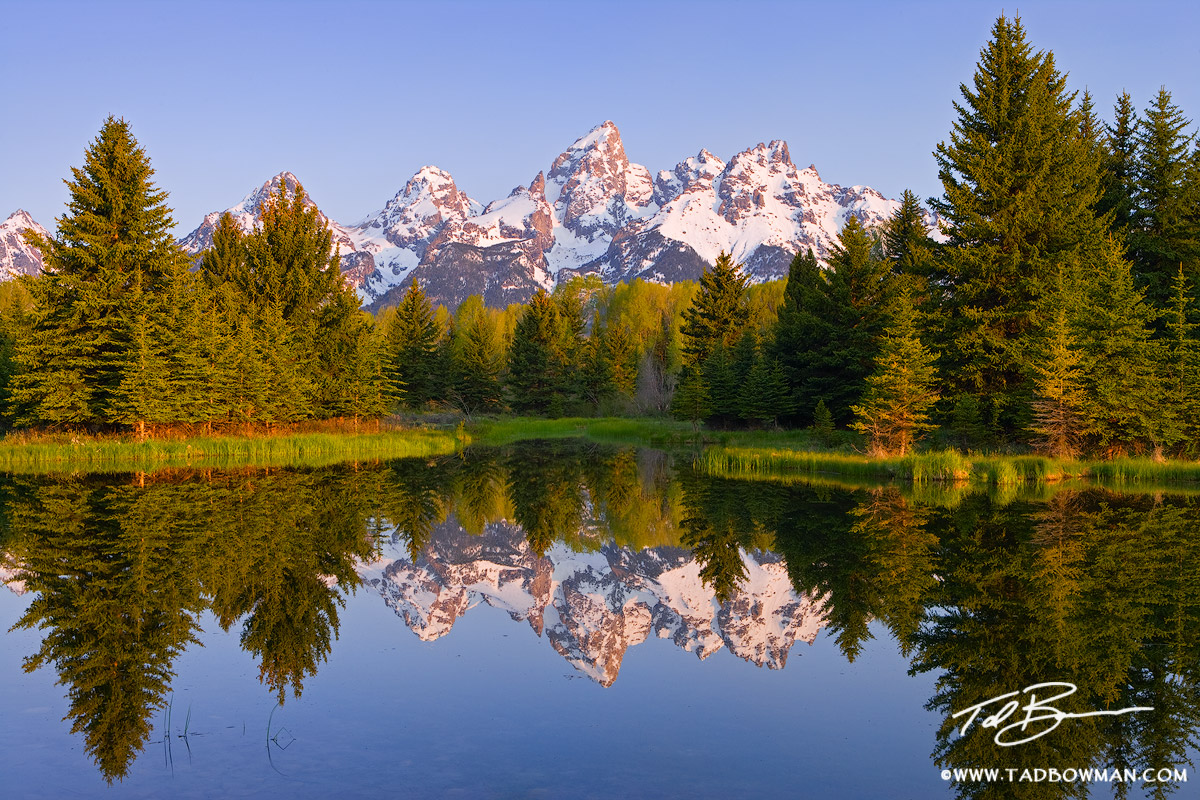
[695,444,1200,489]
[0,426,467,473]
[9,414,1200,490]
[696,446,1075,485]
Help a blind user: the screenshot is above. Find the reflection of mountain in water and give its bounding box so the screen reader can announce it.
[0,561,26,594]
[359,515,826,686]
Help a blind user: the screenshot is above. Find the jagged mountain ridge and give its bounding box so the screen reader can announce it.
[177,121,916,310]
[358,515,827,687]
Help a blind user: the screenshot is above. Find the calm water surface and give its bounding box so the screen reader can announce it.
[1,441,1196,798]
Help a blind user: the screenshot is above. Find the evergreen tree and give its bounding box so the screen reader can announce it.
[851,292,940,456]
[314,291,386,425]
[700,341,738,427]
[772,220,894,426]
[602,321,639,399]
[882,189,937,296]
[1072,239,1163,456]
[506,289,562,414]
[679,251,750,369]
[109,279,172,440]
[201,212,248,288]
[1100,91,1141,235]
[240,179,340,321]
[16,117,184,427]
[0,281,33,427]
[811,398,835,446]
[669,368,710,433]
[770,247,829,424]
[237,178,357,419]
[738,355,792,428]
[1161,266,1200,454]
[447,297,504,417]
[384,279,440,408]
[1030,308,1088,459]
[930,15,1105,435]
[577,333,613,410]
[1130,87,1199,309]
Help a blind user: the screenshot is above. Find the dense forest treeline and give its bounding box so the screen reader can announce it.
[2,14,1198,459]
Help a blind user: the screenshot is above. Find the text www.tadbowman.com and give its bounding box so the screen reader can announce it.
[941,767,1188,784]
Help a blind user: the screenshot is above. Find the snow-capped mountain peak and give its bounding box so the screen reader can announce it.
[178,171,357,260]
[0,209,49,278]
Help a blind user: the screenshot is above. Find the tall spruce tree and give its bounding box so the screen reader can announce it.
[447,297,504,417]
[930,15,1105,437]
[771,219,894,426]
[1161,266,1200,454]
[1100,91,1141,235]
[1072,239,1163,456]
[16,117,184,427]
[384,279,440,408]
[507,289,563,414]
[679,251,750,369]
[770,247,829,424]
[1130,87,1199,309]
[222,178,368,421]
[882,189,937,296]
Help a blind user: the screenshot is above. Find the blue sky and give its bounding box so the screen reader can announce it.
[3,0,1197,235]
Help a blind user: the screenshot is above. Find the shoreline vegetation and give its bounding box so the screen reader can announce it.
[5,415,1200,490]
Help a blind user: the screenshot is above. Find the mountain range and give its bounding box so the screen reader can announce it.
[4,121,913,309]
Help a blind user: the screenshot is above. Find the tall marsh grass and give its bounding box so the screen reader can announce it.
[697,446,1098,487]
[0,428,466,474]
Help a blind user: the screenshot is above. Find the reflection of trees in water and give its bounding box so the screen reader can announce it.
[10,478,202,782]
[6,448,1200,796]
[909,490,1200,800]
[506,441,587,557]
[6,467,375,781]
[666,475,1200,799]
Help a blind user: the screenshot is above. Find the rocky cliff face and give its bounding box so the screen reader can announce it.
[174,122,923,310]
[0,210,49,279]
[358,516,827,686]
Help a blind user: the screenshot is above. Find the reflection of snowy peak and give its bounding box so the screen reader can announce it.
[1,558,27,595]
[0,210,49,279]
[358,517,826,686]
[175,121,920,310]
